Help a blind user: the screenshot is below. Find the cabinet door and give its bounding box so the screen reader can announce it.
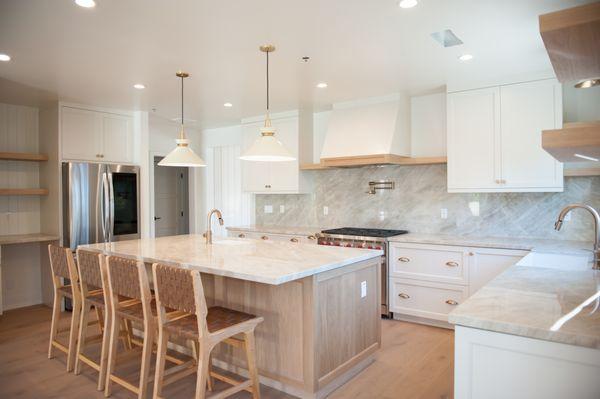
[101,113,134,164]
[268,117,299,192]
[447,87,500,191]
[500,80,563,191]
[61,107,102,161]
[241,122,271,193]
[469,248,528,295]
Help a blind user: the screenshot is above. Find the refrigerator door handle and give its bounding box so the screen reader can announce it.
[107,172,115,242]
[101,171,110,242]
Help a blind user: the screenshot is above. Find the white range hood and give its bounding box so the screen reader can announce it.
[319,94,412,167]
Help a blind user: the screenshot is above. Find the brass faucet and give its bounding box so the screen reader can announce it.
[555,204,600,269]
[205,209,224,244]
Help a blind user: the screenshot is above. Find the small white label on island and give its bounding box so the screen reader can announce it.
[361,281,367,298]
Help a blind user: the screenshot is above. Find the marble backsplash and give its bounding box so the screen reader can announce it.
[255,165,600,242]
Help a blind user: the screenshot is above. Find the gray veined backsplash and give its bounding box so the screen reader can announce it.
[255,165,600,242]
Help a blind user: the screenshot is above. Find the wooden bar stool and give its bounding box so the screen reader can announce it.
[104,255,156,399]
[74,249,111,390]
[152,263,264,399]
[47,244,82,372]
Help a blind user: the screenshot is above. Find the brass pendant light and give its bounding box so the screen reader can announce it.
[158,71,206,167]
[239,45,296,162]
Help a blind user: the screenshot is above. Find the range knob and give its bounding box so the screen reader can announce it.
[345,243,353,247]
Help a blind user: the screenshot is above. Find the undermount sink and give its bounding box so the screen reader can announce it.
[516,252,592,271]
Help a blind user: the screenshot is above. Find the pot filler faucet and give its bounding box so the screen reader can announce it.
[555,204,600,270]
[205,209,224,244]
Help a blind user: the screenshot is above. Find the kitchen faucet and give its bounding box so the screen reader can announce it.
[205,209,224,244]
[554,203,600,269]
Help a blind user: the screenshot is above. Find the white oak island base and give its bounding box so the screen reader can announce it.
[198,258,381,399]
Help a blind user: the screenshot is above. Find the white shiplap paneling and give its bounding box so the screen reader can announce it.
[0,103,41,235]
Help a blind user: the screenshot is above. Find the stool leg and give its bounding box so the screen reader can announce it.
[194,345,211,399]
[95,306,105,332]
[138,323,155,399]
[67,298,81,372]
[153,329,170,399]
[244,331,261,399]
[98,305,111,391]
[48,291,61,359]
[105,314,121,397]
[74,300,92,375]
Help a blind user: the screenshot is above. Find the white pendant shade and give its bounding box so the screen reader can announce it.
[158,138,206,167]
[239,127,296,162]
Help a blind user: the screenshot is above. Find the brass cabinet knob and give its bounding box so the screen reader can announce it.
[265,184,271,188]
[238,233,245,238]
[307,235,316,240]
[290,237,299,243]
[445,261,459,267]
[468,252,474,256]
[261,235,269,240]
[446,299,459,305]
[398,257,410,263]
[100,154,104,158]
[398,293,410,299]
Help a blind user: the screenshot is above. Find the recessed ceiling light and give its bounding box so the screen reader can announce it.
[399,0,418,8]
[223,102,233,107]
[0,53,11,62]
[133,83,145,90]
[574,153,599,162]
[75,0,96,7]
[459,54,473,62]
[316,82,328,89]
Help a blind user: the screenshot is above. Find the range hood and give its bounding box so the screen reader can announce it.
[320,95,426,167]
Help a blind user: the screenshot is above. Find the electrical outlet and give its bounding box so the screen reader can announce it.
[468,201,480,217]
[279,205,285,213]
[264,205,273,214]
[441,208,448,219]
[323,206,329,216]
[361,281,367,298]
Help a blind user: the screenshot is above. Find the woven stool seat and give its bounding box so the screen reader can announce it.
[115,299,157,323]
[166,306,258,339]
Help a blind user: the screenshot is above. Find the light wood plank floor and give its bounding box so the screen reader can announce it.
[0,305,453,398]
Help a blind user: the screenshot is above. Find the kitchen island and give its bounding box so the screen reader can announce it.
[82,234,383,399]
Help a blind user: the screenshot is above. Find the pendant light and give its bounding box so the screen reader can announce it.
[239,45,296,162]
[158,71,206,167]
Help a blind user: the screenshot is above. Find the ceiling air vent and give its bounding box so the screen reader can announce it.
[430,29,463,47]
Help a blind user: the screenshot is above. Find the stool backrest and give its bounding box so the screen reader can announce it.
[48,244,80,301]
[106,256,143,300]
[152,263,209,337]
[76,249,103,289]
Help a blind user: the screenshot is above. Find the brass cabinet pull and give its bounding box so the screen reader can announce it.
[238,233,245,238]
[398,293,410,299]
[446,299,459,306]
[445,261,459,267]
[261,235,269,240]
[290,237,299,242]
[307,235,316,240]
[398,257,410,263]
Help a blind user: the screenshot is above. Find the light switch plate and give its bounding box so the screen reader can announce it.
[264,205,273,214]
[361,281,367,298]
[323,206,329,216]
[279,205,285,213]
[441,208,448,219]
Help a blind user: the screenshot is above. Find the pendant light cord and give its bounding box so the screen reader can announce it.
[181,74,184,127]
[265,50,271,127]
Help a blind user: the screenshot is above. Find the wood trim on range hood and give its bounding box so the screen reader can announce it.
[539,2,600,83]
[542,122,600,163]
[320,154,447,168]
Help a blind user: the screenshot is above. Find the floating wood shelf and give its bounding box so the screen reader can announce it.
[539,2,600,83]
[319,154,447,168]
[564,168,600,177]
[542,121,600,163]
[0,152,49,162]
[0,188,49,196]
[300,163,329,170]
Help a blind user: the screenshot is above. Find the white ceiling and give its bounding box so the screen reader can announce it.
[0,0,592,128]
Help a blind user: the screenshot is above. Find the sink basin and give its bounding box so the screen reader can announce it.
[516,252,592,271]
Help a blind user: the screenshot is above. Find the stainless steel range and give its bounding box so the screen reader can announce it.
[317,227,408,317]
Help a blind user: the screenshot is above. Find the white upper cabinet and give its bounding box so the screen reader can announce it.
[61,105,135,164]
[447,79,563,192]
[241,113,312,193]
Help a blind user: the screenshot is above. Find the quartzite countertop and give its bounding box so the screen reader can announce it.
[81,234,382,285]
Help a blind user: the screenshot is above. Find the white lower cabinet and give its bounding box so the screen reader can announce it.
[227,230,318,244]
[455,326,600,399]
[389,242,527,324]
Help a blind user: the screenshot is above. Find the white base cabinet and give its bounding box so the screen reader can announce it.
[455,326,600,399]
[447,78,563,193]
[389,242,527,324]
[227,229,318,244]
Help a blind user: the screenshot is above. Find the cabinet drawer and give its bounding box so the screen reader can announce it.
[389,243,467,285]
[389,278,468,321]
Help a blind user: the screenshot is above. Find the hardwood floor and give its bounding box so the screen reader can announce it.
[0,305,454,398]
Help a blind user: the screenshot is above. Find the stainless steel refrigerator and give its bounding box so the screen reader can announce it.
[62,162,141,250]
